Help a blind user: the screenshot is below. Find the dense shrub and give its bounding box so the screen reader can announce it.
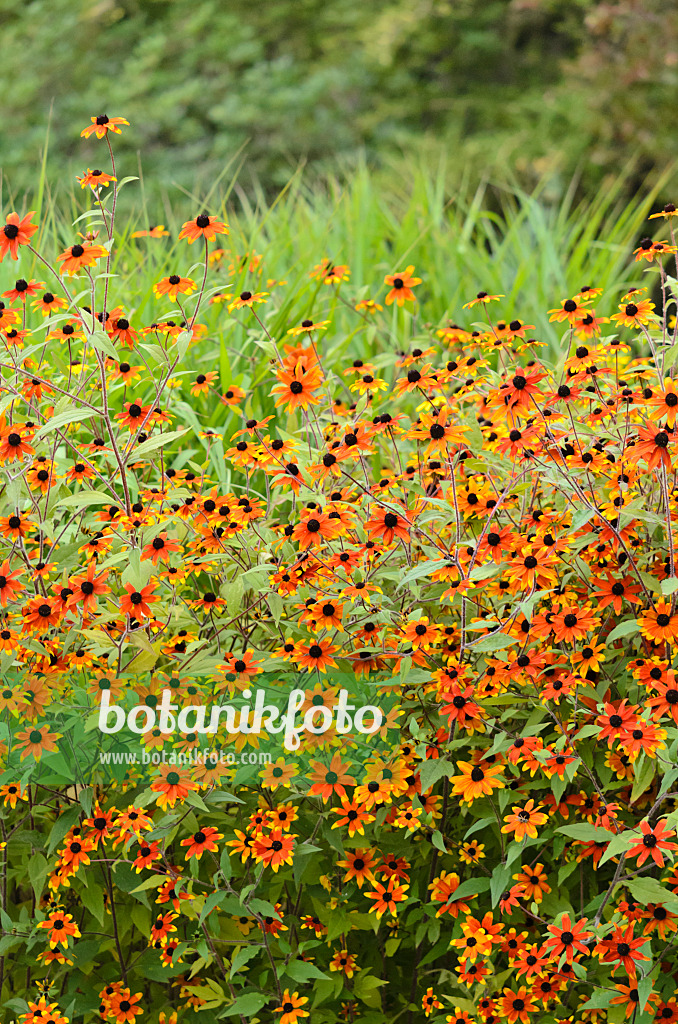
[1,115,678,1024]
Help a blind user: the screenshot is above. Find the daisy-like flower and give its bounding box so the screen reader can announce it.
[15,724,60,761]
[541,913,593,963]
[80,114,130,139]
[228,290,268,312]
[627,818,678,868]
[153,275,197,300]
[2,278,44,303]
[37,911,81,948]
[178,213,229,243]
[0,211,38,261]
[66,563,110,613]
[260,757,298,790]
[253,829,296,871]
[57,242,108,276]
[633,236,677,261]
[308,753,356,800]
[422,988,444,1017]
[310,258,350,284]
[647,378,678,427]
[501,799,548,842]
[450,759,505,803]
[78,168,116,190]
[32,291,69,316]
[297,639,338,673]
[120,582,160,620]
[611,297,656,328]
[272,363,324,412]
[638,600,678,644]
[0,560,26,606]
[132,224,170,238]
[180,825,224,860]
[286,317,331,337]
[109,990,143,1023]
[273,990,309,1024]
[463,290,504,308]
[330,797,375,836]
[150,765,197,809]
[595,923,650,976]
[548,297,591,324]
[384,266,422,306]
[365,877,409,918]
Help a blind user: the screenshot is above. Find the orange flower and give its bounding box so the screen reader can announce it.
[638,600,678,644]
[15,724,61,761]
[36,911,81,948]
[272,363,324,412]
[80,114,130,139]
[498,987,538,1024]
[252,829,296,871]
[273,990,309,1024]
[384,265,421,306]
[180,825,224,860]
[308,753,356,800]
[296,639,339,674]
[0,560,25,606]
[0,423,35,463]
[178,213,229,243]
[150,765,197,809]
[0,211,38,261]
[365,877,409,917]
[627,818,678,868]
[501,800,548,842]
[450,759,505,803]
[120,582,160,620]
[78,168,116,189]
[153,275,197,300]
[56,242,108,276]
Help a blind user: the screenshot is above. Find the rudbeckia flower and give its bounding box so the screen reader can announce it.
[80,114,130,139]
[178,213,229,243]
[384,265,421,306]
[56,242,108,276]
[0,211,38,261]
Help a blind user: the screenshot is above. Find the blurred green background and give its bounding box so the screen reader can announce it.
[1,0,677,202]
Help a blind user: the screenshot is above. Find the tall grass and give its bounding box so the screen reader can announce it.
[2,157,672,438]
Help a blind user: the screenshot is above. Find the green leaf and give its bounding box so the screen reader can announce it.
[89,329,119,360]
[79,881,105,924]
[396,560,445,589]
[47,804,82,854]
[28,852,48,902]
[221,993,268,1018]
[558,824,615,842]
[56,490,114,509]
[606,619,640,644]
[468,631,517,652]
[627,875,678,908]
[417,757,455,793]
[630,755,655,803]
[129,429,188,460]
[599,829,635,866]
[34,407,97,440]
[230,944,261,977]
[284,959,331,982]
[431,829,447,852]
[200,890,228,923]
[453,878,490,902]
[490,863,512,907]
[579,988,617,1011]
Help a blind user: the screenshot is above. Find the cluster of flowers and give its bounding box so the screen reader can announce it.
[2,115,678,1023]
